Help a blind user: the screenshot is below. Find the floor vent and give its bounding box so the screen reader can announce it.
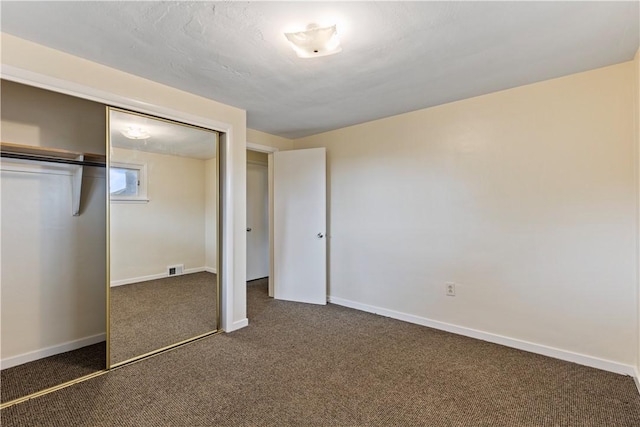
[167,264,184,276]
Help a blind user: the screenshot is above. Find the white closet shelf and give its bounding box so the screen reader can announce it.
[1,141,106,216]
[0,142,106,164]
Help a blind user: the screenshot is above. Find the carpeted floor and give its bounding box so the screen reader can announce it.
[110,272,218,364]
[0,342,106,404]
[2,278,639,426]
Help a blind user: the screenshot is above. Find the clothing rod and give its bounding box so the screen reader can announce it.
[0,152,106,168]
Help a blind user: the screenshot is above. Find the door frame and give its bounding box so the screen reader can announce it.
[247,142,278,297]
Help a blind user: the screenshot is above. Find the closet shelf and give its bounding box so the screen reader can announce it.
[0,142,106,167]
[1,142,107,216]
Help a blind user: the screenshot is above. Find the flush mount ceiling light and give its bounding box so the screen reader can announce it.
[284,23,342,58]
[121,126,151,140]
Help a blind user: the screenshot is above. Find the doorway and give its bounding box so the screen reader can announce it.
[246,149,269,282]
[246,144,276,298]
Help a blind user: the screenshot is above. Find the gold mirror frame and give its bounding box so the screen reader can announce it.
[105,106,222,369]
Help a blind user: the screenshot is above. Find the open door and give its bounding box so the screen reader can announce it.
[273,147,326,305]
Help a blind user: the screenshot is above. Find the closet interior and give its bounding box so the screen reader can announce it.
[1,81,107,404]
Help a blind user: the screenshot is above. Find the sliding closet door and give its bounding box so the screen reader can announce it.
[0,81,107,405]
[108,108,219,367]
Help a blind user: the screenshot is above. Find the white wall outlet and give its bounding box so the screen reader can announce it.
[446,282,456,296]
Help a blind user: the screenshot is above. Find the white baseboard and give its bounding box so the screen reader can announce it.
[110,266,215,287]
[205,266,217,274]
[226,318,249,332]
[328,296,636,377]
[634,367,640,395]
[111,272,166,287]
[1,333,106,370]
[184,267,206,275]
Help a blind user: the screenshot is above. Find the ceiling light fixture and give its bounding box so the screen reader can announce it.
[121,126,151,140]
[284,23,342,58]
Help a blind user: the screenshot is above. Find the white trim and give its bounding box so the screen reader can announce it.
[247,141,279,153]
[328,295,637,377]
[109,199,149,204]
[111,273,166,287]
[1,65,230,132]
[109,161,148,202]
[634,367,640,395]
[246,142,277,298]
[205,266,217,274]
[1,64,237,334]
[110,267,213,287]
[219,132,235,332]
[1,333,106,370]
[183,267,208,275]
[1,160,105,178]
[227,318,249,332]
[247,159,268,166]
[267,153,274,298]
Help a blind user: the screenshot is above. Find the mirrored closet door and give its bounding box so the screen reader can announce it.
[107,108,219,367]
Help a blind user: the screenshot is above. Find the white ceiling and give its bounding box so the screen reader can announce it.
[110,109,217,159]
[2,1,638,139]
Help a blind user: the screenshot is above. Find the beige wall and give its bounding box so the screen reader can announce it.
[1,33,248,330]
[295,62,638,366]
[635,49,640,376]
[1,80,106,152]
[247,128,294,151]
[1,81,106,361]
[110,148,215,283]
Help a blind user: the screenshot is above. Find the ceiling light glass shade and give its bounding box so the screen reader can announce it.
[121,126,151,140]
[284,24,342,58]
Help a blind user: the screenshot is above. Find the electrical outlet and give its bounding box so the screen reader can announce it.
[446,282,456,296]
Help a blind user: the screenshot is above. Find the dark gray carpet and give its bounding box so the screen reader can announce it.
[2,279,639,426]
[1,342,105,404]
[110,272,218,365]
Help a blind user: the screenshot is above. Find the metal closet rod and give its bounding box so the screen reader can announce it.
[0,151,106,168]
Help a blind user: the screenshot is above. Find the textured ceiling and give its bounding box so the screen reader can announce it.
[1,1,638,139]
[110,109,217,160]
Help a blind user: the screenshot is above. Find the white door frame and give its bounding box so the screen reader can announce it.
[1,65,238,332]
[247,142,278,297]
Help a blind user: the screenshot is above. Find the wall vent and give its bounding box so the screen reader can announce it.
[167,264,184,276]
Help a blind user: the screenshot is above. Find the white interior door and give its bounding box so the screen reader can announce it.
[246,161,269,281]
[273,147,326,305]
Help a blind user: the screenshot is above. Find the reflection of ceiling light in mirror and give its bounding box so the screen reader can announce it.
[284,24,341,58]
[121,126,151,140]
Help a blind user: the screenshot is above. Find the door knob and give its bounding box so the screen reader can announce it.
[247,228,252,232]
[317,232,324,238]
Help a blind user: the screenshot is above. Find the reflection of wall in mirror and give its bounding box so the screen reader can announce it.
[205,157,217,271]
[110,147,216,285]
[1,81,106,366]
